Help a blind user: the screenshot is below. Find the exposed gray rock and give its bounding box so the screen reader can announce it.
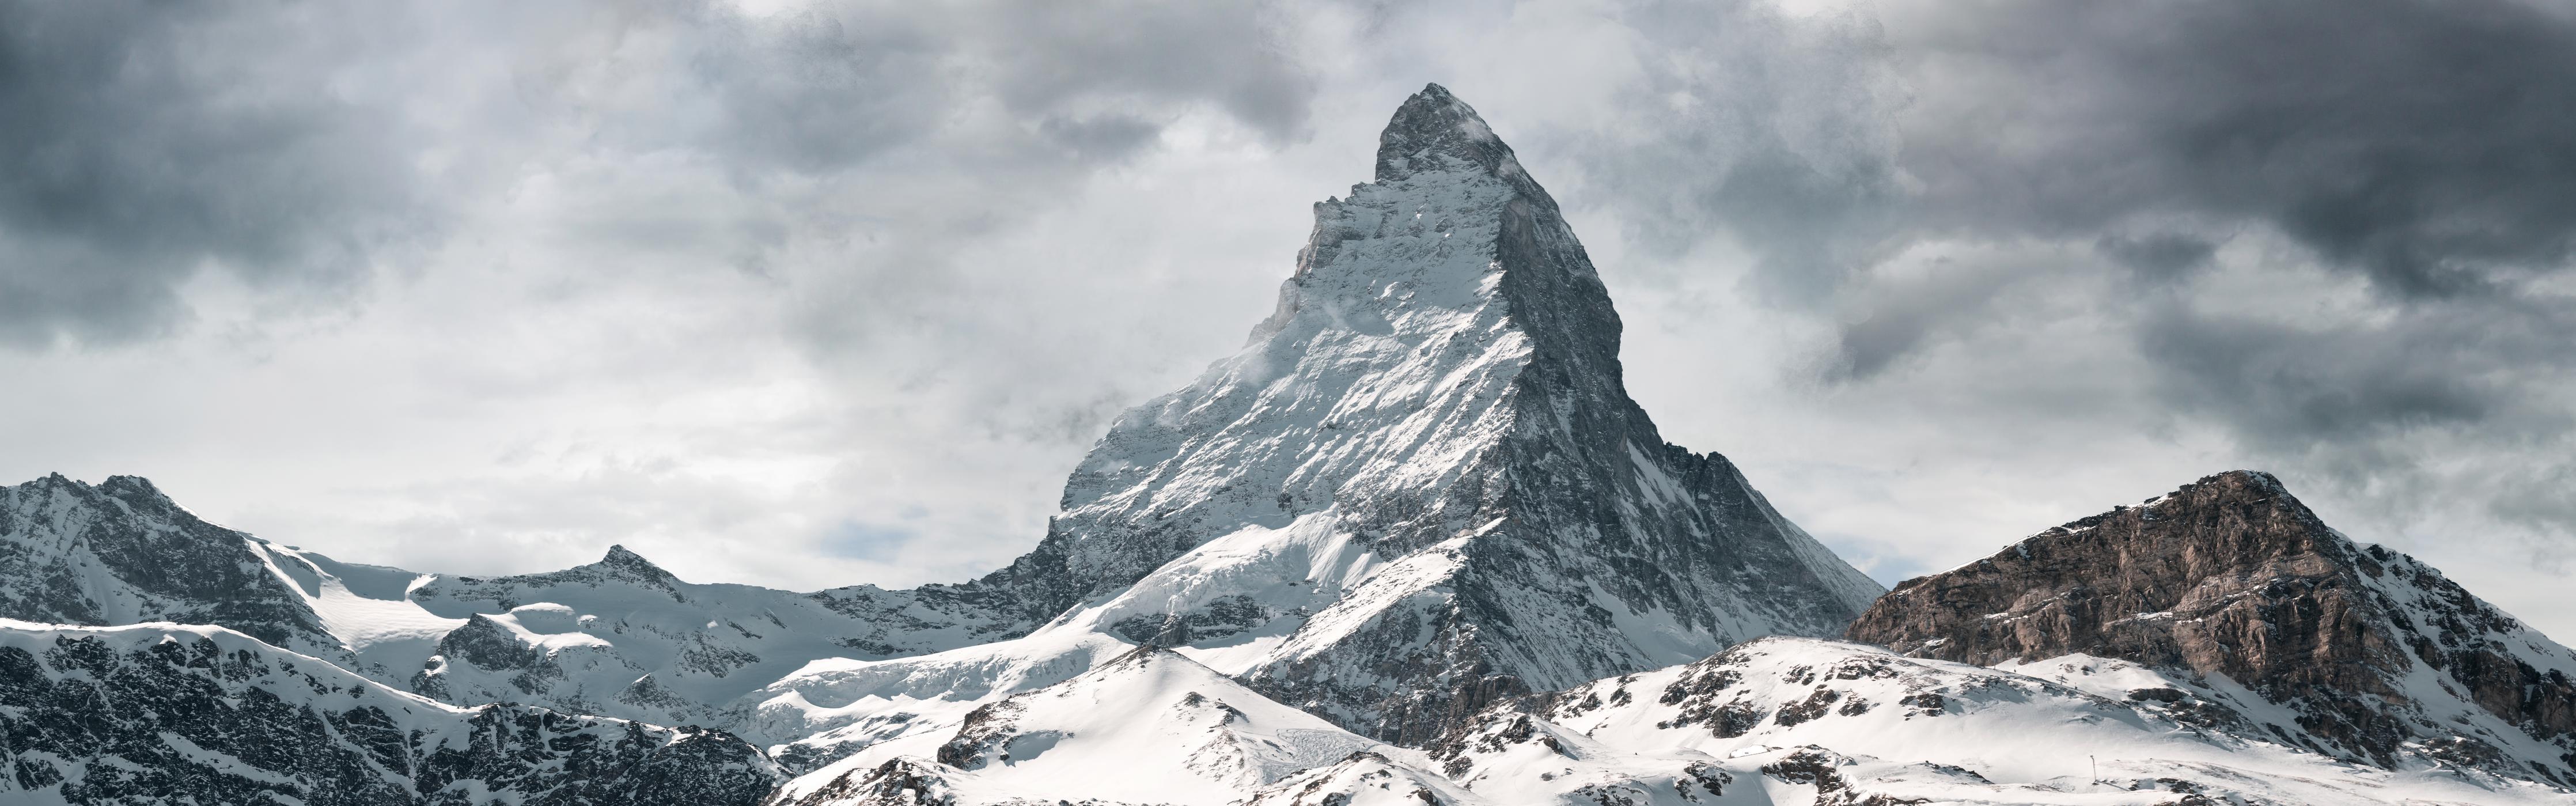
[0,474,338,656]
[0,622,780,805]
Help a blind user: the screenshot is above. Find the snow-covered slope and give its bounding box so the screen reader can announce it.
[0,619,781,805]
[737,629,1137,774]
[1434,637,2574,805]
[1847,470,2576,786]
[402,544,1017,728]
[944,82,1880,744]
[775,646,1445,805]
[253,540,461,678]
[1241,751,1492,806]
[0,472,1028,728]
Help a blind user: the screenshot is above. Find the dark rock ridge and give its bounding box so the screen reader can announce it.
[1844,470,2576,784]
[0,474,339,656]
[0,622,781,805]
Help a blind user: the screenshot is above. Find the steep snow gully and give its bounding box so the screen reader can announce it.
[4,85,2571,805]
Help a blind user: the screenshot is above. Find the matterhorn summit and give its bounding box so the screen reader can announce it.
[957,83,1885,742]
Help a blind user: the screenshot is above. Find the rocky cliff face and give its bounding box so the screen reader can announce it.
[1844,470,2576,785]
[946,83,1881,746]
[0,621,781,805]
[0,474,341,657]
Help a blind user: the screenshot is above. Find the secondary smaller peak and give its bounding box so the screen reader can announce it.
[2164,468,2286,499]
[598,544,679,584]
[1100,642,1196,671]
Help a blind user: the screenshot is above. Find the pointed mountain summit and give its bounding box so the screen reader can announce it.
[1847,470,2576,784]
[1372,83,1545,198]
[952,84,1881,744]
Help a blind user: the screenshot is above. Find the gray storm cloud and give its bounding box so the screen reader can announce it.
[0,1,432,345]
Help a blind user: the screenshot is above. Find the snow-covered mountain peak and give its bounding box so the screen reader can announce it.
[596,543,681,585]
[1372,83,1540,200]
[1286,84,1588,334]
[930,85,1881,744]
[426,543,685,600]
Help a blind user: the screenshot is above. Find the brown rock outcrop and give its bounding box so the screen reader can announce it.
[1846,470,2576,784]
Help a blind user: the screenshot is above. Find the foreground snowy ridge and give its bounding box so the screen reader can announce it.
[1434,635,2576,805]
[3,85,2575,805]
[773,645,1416,805]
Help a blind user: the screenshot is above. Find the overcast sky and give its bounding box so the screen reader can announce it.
[7,0,2575,637]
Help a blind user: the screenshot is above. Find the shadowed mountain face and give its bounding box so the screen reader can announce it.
[1845,470,2576,784]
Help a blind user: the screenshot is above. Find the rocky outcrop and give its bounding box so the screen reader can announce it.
[0,621,780,805]
[1419,635,2567,805]
[774,757,963,806]
[0,474,339,656]
[1238,751,1490,806]
[1844,470,2576,784]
